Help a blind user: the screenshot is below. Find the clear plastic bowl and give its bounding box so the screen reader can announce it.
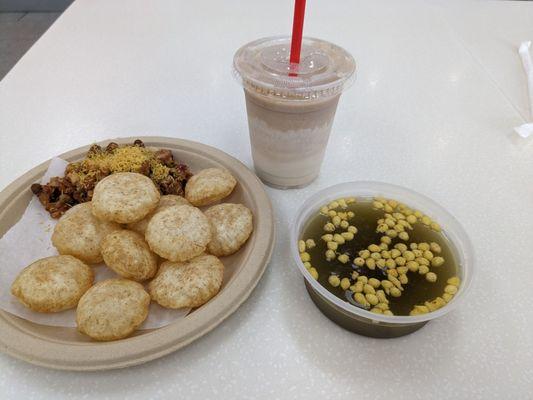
[290,181,475,338]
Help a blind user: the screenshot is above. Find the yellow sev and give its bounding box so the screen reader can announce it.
[67,145,171,184]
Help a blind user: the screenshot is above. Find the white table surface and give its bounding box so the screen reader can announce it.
[1,0,532,398]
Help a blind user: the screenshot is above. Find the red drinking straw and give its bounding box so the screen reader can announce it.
[289,0,306,76]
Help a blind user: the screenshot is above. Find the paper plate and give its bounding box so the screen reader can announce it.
[0,137,275,370]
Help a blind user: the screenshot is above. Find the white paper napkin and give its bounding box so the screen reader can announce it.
[0,158,189,328]
[514,41,533,138]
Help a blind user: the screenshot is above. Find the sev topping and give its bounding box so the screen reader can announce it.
[67,145,171,184]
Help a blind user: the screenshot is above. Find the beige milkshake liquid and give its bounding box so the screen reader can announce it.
[234,36,355,188]
[245,90,340,188]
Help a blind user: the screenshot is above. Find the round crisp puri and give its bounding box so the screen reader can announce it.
[76,279,150,341]
[101,230,158,281]
[145,205,211,262]
[149,254,224,309]
[185,168,237,207]
[205,203,253,257]
[52,202,122,264]
[126,195,190,236]
[91,172,160,224]
[11,255,93,313]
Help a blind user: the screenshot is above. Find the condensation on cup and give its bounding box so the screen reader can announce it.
[233,36,356,189]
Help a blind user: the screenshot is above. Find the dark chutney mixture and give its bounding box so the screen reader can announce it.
[298,197,461,316]
[31,140,191,218]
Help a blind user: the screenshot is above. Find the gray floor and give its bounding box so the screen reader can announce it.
[0,12,60,80]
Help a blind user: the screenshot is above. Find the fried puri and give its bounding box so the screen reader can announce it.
[101,230,158,281]
[184,168,236,206]
[76,279,150,341]
[126,195,190,235]
[11,255,93,312]
[149,254,224,309]
[145,205,211,262]
[91,172,160,224]
[205,203,253,256]
[51,202,121,264]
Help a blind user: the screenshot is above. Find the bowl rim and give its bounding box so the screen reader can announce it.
[290,180,475,324]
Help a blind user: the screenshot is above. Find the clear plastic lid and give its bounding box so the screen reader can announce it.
[233,36,356,101]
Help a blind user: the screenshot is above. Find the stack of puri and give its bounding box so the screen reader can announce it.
[11,168,253,341]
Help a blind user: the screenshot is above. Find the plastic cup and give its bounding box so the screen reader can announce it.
[290,181,475,338]
[233,36,356,189]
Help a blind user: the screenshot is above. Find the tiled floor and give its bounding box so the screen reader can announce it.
[0,12,60,80]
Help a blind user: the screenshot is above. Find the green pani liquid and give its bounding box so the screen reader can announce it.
[301,200,460,316]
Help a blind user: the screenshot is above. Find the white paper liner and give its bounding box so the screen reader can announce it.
[0,158,189,329]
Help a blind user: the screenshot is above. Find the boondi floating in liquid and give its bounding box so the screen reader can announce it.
[298,197,461,316]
